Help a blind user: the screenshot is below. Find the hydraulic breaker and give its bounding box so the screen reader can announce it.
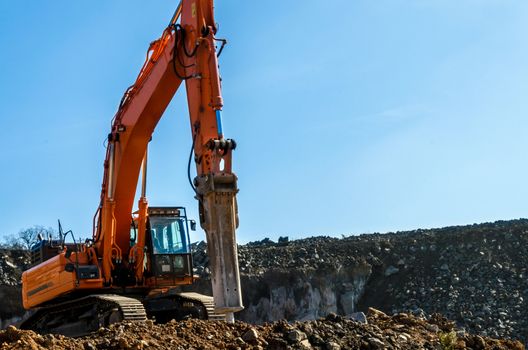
[195,173,243,322]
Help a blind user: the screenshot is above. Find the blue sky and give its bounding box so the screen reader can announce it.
[1,1,527,243]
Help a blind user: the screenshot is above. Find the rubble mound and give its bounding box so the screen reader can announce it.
[0,249,27,287]
[2,220,528,345]
[0,309,524,350]
[192,219,528,344]
[0,249,28,328]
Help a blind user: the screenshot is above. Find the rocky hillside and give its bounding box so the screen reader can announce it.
[0,249,28,329]
[0,308,524,349]
[1,219,527,345]
[191,219,528,344]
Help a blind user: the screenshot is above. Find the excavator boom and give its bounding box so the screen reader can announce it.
[20,0,243,334]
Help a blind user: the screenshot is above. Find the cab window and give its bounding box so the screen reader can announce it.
[149,217,188,254]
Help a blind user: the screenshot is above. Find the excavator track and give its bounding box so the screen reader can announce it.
[93,294,148,322]
[19,292,224,337]
[178,292,227,321]
[19,294,147,337]
[143,291,226,323]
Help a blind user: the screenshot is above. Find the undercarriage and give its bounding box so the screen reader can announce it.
[19,292,225,337]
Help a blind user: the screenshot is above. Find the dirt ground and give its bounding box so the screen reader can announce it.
[0,308,524,350]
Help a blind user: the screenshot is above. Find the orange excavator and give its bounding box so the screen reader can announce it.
[19,0,243,336]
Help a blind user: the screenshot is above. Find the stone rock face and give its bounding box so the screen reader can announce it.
[0,249,28,327]
[191,219,528,345]
[2,219,528,345]
[0,250,27,287]
[236,266,371,323]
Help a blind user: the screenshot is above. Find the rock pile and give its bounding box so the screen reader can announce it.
[2,220,528,345]
[0,250,27,287]
[0,249,28,328]
[0,309,524,349]
[192,220,528,344]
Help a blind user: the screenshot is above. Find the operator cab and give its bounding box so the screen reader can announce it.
[145,207,195,282]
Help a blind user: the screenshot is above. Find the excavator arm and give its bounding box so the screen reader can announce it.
[93,0,243,316]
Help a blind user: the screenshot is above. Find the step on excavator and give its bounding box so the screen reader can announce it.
[19,0,243,336]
